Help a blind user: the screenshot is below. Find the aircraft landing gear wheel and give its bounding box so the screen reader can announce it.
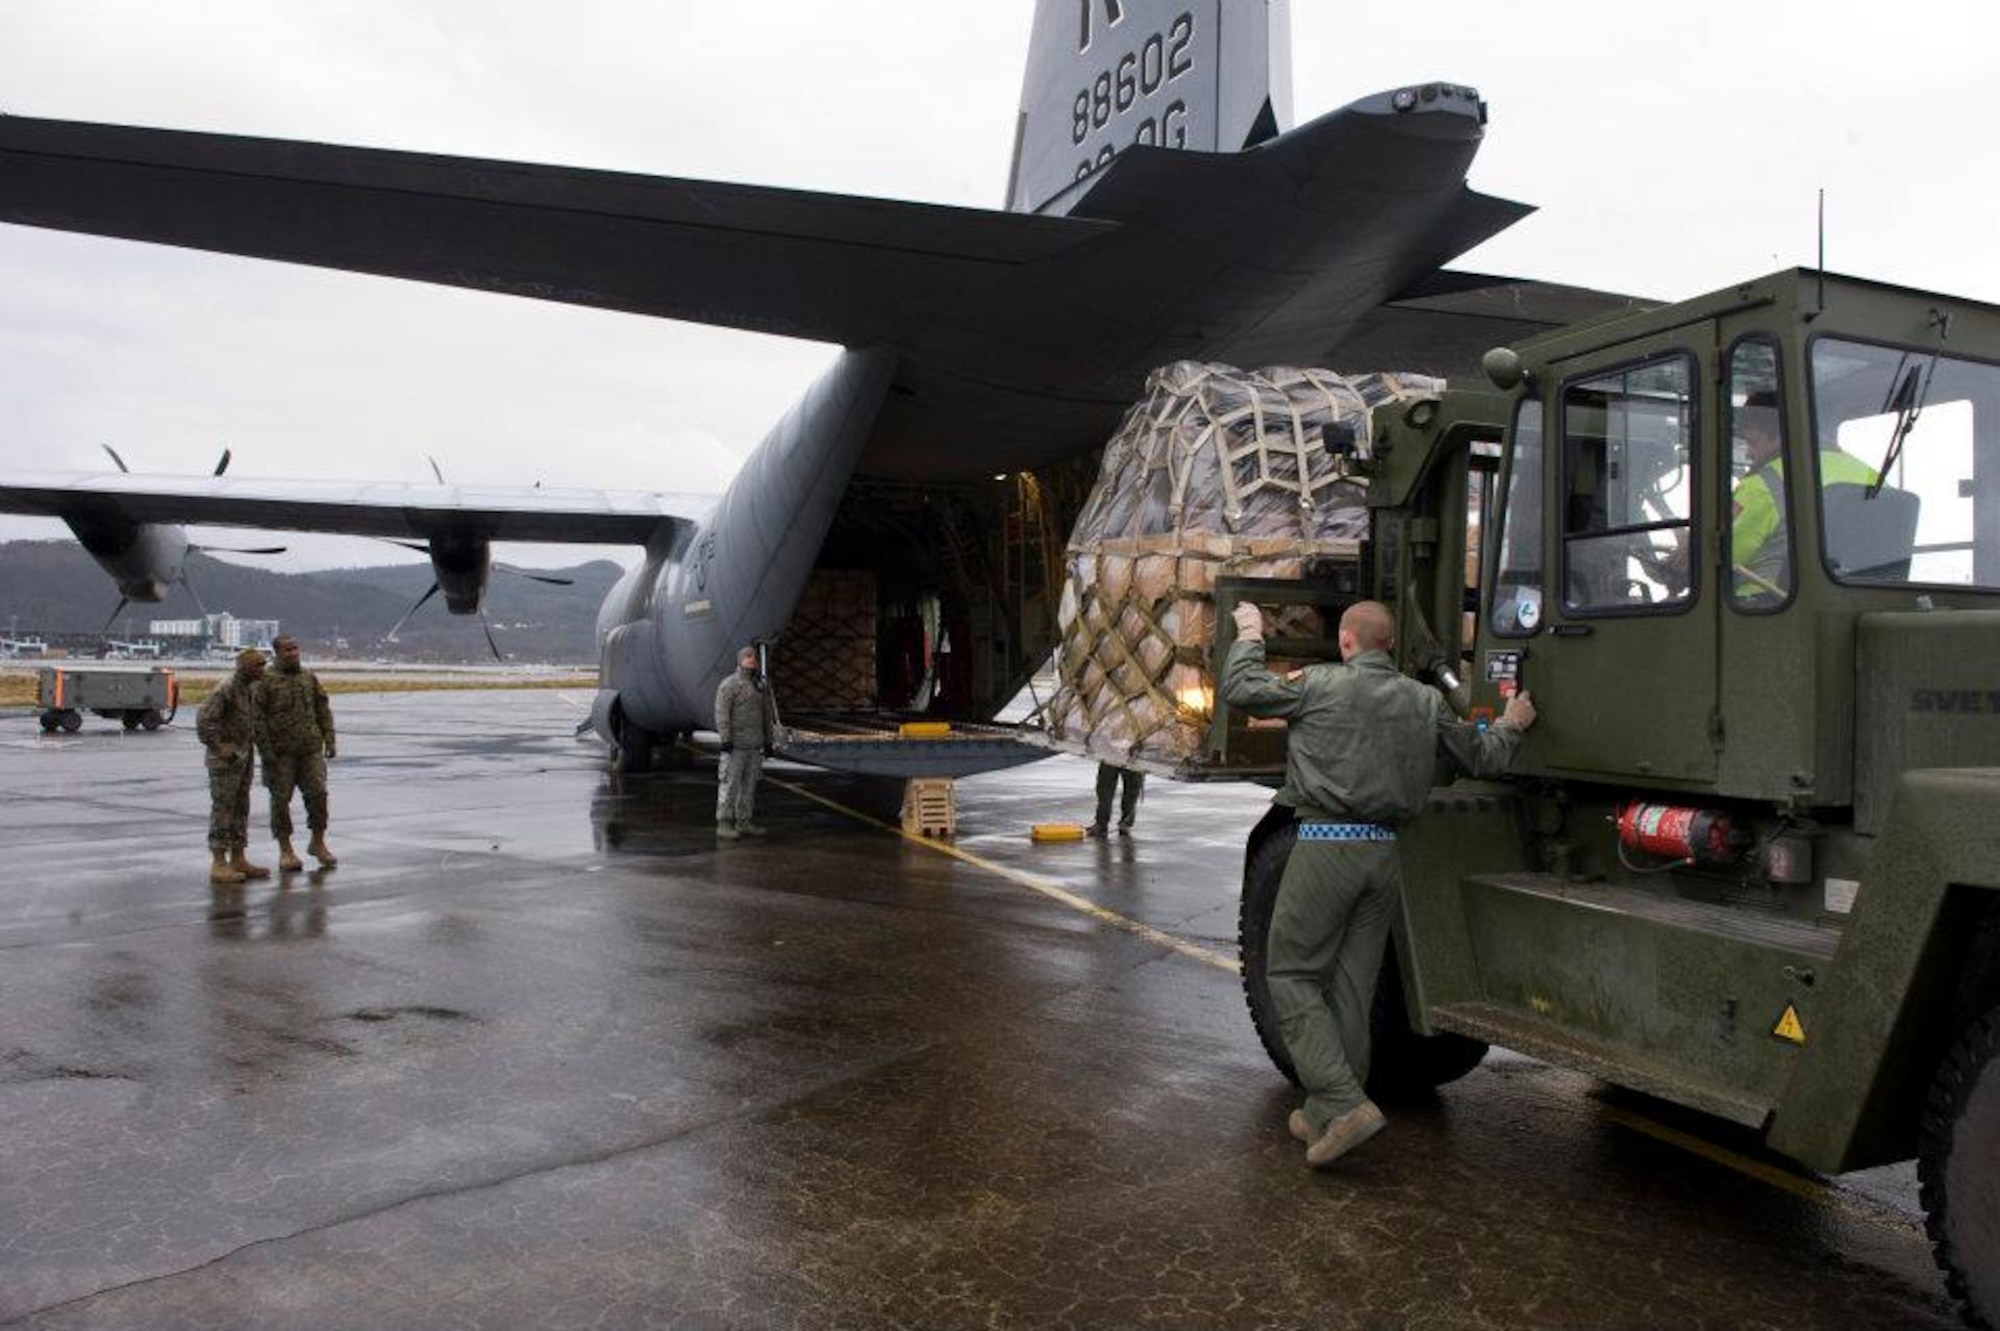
[1921,1006,2000,1330]
[140,709,164,731]
[617,716,656,774]
[59,710,83,733]
[122,712,142,731]
[1239,816,1488,1096]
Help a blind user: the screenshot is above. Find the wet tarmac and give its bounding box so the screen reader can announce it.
[0,692,1964,1329]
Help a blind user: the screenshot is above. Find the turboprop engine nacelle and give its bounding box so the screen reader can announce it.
[66,514,191,603]
[427,533,491,614]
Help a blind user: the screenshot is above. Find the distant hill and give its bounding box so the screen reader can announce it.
[0,540,624,663]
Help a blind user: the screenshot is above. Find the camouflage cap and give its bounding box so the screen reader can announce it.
[236,648,267,667]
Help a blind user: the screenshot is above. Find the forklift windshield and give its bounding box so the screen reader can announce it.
[1811,337,2000,589]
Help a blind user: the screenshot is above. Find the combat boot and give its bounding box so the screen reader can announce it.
[715,823,741,840]
[209,849,246,887]
[277,838,305,872]
[230,846,271,880]
[738,821,767,836]
[1304,1100,1387,1168]
[307,832,339,869]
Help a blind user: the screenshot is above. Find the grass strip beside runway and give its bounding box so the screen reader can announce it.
[0,671,595,708]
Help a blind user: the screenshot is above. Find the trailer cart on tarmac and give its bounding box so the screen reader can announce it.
[37,664,179,733]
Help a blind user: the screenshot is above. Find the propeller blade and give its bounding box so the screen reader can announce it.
[101,444,130,473]
[213,448,232,477]
[494,562,574,587]
[191,544,288,556]
[427,455,446,485]
[383,584,440,643]
[480,612,503,662]
[374,537,432,556]
[181,566,210,618]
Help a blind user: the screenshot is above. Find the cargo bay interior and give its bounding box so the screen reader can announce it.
[769,462,1096,728]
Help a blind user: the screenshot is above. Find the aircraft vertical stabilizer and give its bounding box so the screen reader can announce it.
[1007,0,1292,215]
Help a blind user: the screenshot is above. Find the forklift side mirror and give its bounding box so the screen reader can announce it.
[1482,347,1530,391]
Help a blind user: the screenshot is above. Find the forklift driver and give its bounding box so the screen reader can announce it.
[1730,391,1791,603]
[1731,389,1879,604]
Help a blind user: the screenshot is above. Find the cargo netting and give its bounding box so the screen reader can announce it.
[1044,362,1441,767]
[769,569,878,710]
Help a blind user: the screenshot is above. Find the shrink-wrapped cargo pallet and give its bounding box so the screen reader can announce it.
[1045,362,1441,768]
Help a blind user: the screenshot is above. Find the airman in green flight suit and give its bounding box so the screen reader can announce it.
[1223,599,1536,1166]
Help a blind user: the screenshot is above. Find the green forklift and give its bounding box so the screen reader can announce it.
[1222,269,2000,1327]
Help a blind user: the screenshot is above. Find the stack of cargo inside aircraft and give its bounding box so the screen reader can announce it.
[769,570,879,710]
[1039,363,1440,773]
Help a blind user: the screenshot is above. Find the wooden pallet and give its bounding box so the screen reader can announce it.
[900,777,956,839]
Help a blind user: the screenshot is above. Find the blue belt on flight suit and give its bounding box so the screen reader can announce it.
[1297,821,1397,842]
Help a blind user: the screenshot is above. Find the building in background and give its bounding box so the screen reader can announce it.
[148,612,280,654]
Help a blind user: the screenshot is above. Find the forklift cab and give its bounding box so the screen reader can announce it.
[1395,270,2000,808]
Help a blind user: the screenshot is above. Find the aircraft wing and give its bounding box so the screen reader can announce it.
[0,471,707,545]
[1315,271,1655,379]
[0,116,1115,346]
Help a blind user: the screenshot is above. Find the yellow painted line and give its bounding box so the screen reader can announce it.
[1597,1104,1923,1236]
[764,774,1239,975]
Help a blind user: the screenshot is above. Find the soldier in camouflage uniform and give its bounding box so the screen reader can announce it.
[197,648,270,885]
[713,644,779,839]
[1223,599,1536,1168]
[252,635,339,871]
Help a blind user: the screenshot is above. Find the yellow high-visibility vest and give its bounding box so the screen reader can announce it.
[1731,451,1880,597]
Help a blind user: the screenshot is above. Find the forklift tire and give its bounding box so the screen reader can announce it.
[1959,900,2000,1029]
[38,712,58,733]
[1239,822,1302,1084]
[1920,1006,2000,1331]
[140,709,164,731]
[1368,948,1490,1098]
[1239,820,1490,1096]
[58,710,82,733]
[121,712,141,731]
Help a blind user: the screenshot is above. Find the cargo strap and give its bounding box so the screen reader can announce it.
[1298,821,1396,843]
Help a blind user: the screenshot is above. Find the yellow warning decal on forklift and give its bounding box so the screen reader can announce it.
[1772,1004,1807,1044]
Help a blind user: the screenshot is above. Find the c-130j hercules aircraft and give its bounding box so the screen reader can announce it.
[0,0,1627,776]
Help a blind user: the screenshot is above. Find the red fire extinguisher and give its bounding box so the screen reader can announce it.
[1617,802,1742,865]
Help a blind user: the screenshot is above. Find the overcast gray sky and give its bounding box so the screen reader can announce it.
[1,0,1993,573]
